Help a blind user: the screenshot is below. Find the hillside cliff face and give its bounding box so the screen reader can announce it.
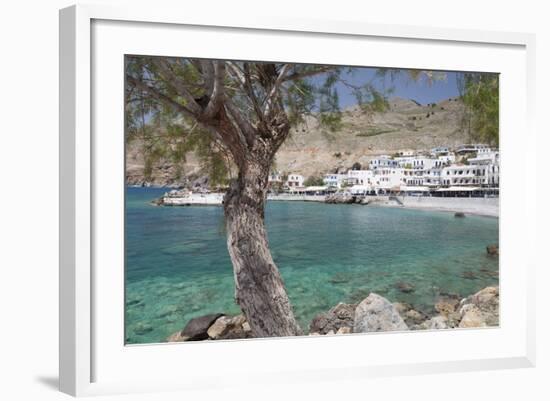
[126,97,470,187]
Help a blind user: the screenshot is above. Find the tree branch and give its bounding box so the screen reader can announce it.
[202,61,226,119]
[263,64,291,117]
[224,98,256,147]
[126,75,197,120]
[151,59,203,115]
[283,65,339,82]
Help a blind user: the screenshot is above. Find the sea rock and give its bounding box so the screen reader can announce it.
[395,281,415,293]
[404,309,427,326]
[325,193,356,204]
[336,326,352,335]
[180,313,224,341]
[486,244,499,256]
[393,302,427,326]
[309,302,357,335]
[353,293,408,333]
[458,286,499,328]
[166,331,191,342]
[133,322,153,335]
[434,298,461,327]
[460,271,478,280]
[420,316,449,330]
[207,314,250,340]
[393,302,414,316]
[435,298,459,316]
[458,305,487,328]
[454,212,466,218]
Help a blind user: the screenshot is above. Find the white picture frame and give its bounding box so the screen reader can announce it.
[59,4,536,397]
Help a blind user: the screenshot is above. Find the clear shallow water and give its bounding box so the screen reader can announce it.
[125,187,499,344]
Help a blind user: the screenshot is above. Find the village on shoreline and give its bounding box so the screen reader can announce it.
[150,143,500,217]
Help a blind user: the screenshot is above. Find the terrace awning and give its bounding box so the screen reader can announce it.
[400,186,430,192]
[436,186,481,192]
[303,186,328,191]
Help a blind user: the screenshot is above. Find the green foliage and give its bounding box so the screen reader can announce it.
[304,176,324,186]
[458,73,499,146]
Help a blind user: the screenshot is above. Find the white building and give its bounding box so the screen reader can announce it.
[373,167,407,192]
[268,172,283,185]
[423,168,442,186]
[440,164,499,187]
[285,174,304,188]
[469,149,499,165]
[410,157,443,170]
[430,146,450,156]
[455,144,490,155]
[438,154,456,165]
[345,170,373,186]
[368,155,399,170]
[323,173,347,188]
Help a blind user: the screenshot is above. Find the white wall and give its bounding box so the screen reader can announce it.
[1,1,549,400]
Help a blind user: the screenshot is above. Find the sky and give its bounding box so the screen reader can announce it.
[309,67,462,108]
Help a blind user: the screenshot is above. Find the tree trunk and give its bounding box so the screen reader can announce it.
[224,153,302,338]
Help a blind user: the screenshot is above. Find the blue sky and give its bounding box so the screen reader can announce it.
[310,67,462,108]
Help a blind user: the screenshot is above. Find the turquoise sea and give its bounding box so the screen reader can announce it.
[125,187,499,344]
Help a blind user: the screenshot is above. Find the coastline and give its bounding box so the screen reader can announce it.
[151,188,499,218]
[371,199,499,218]
[164,285,500,343]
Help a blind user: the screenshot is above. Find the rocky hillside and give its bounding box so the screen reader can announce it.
[126,96,469,187]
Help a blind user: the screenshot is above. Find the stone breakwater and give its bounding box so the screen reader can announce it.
[165,285,499,342]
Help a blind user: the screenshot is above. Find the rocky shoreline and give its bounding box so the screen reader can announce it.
[165,285,499,343]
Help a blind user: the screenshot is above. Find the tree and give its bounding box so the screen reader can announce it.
[125,57,433,337]
[304,175,325,186]
[457,73,499,146]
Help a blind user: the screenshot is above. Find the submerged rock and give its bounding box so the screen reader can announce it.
[133,322,154,335]
[486,244,499,256]
[354,293,408,333]
[309,302,357,335]
[460,271,478,280]
[395,281,415,293]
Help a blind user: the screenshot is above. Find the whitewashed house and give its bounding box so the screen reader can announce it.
[323,173,347,188]
[345,170,373,186]
[373,167,406,192]
[368,155,399,170]
[268,171,283,185]
[455,144,490,155]
[285,174,304,188]
[430,146,450,156]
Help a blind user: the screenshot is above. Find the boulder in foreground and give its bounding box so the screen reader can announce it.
[309,302,357,335]
[354,293,408,333]
[180,313,224,341]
